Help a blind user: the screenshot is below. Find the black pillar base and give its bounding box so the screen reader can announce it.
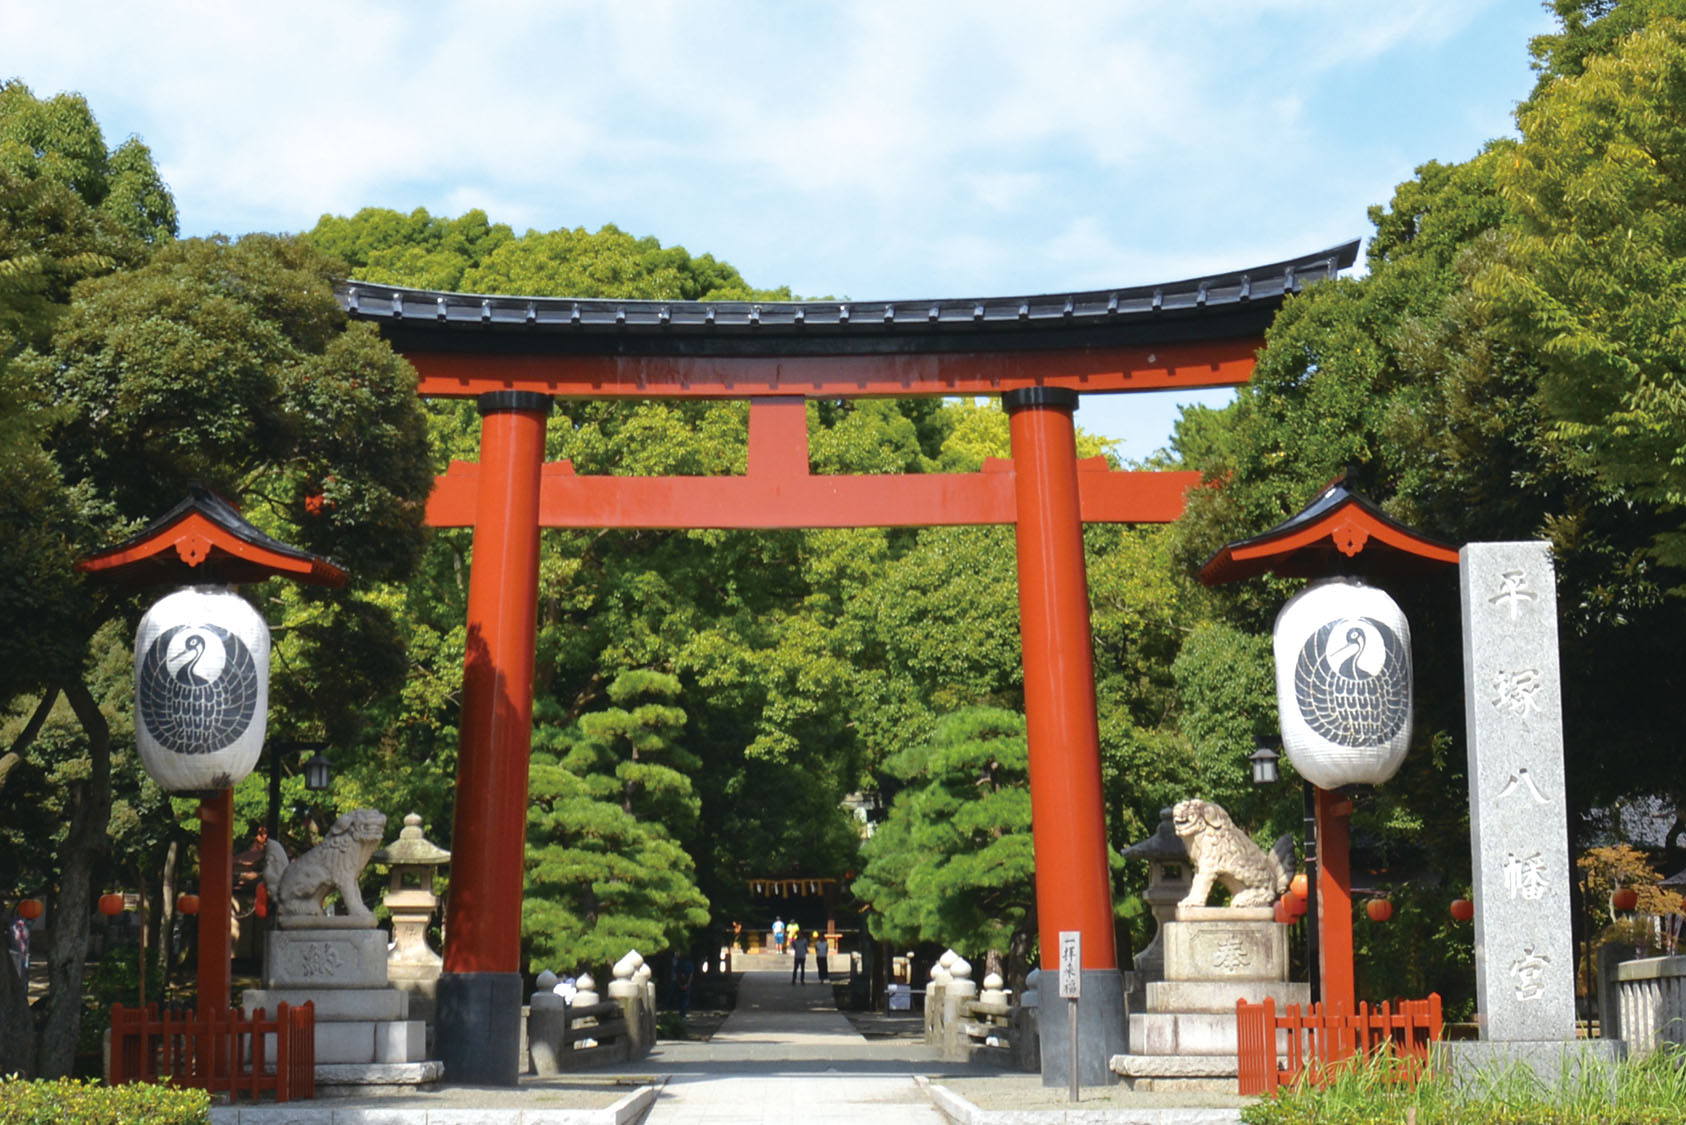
[437,971,524,1085]
[1039,968,1126,1087]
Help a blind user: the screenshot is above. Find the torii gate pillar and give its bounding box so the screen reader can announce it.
[1005,386,1127,1084]
[436,390,552,1085]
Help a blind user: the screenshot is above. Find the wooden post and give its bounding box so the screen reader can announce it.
[1315,787,1354,1013]
[196,789,233,1019]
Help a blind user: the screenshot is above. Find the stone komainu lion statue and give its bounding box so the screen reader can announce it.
[1172,798,1295,909]
[263,809,387,924]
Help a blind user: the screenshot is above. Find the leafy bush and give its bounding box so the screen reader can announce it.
[0,1077,209,1124]
[1240,1045,1686,1125]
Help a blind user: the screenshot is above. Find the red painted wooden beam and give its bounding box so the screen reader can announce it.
[429,398,1197,529]
[426,461,1198,529]
[404,338,1260,400]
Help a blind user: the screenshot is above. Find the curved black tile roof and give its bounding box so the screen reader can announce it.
[337,240,1360,357]
[79,486,349,589]
[1199,479,1459,586]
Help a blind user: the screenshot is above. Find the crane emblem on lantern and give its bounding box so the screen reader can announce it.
[1293,616,1409,748]
[137,623,260,756]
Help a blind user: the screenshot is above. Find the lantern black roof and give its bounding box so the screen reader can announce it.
[337,240,1360,357]
[78,486,348,589]
[1199,478,1459,586]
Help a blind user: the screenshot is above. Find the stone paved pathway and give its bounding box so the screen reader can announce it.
[624,968,966,1122]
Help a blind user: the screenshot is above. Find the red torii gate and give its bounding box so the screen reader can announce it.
[342,240,1359,1086]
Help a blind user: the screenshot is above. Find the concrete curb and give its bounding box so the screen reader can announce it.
[208,1083,657,1124]
[919,1078,1243,1125]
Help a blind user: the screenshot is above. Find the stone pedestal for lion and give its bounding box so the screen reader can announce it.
[1111,799,1309,1093]
[241,810,442,1095]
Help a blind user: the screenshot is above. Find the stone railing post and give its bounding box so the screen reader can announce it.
[925,951,954,1045]
[609,951,648,1060]
[941,956,978,1062]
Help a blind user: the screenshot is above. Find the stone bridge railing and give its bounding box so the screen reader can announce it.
[1616,955,1686,1058]
[921,949,1038,1071]
[525,950,658,1074]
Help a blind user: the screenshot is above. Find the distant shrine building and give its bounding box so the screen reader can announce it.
[342,239,1361,1085]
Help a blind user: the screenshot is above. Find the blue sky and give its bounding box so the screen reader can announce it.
[7,1,1556,459]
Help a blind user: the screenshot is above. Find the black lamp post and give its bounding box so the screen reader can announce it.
[1249,733,1320,1004]
[266,739,331,846]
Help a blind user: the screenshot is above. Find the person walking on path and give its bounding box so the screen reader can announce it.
[790,929,809,984]
[772,916,785,954]
[814,932,829,982]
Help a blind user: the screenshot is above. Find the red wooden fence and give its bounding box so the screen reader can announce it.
[1236,993,1441,1096]
[110,1002,315,1103]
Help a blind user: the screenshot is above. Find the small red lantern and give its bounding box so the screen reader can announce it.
[16,898,43,920]
[1290,872,1309,899]
[176,894,200,916]
[1450,898,1475,922]
[1366,898,1394,923]
[1288,893,1308,918]
[1274,896,1292,925]
[1612,887,1639,912]
[98,892,125,916]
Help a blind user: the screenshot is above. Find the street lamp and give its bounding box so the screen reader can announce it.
[1249,736,1281,787]
[303,750,332,792]
[266,740,331,846]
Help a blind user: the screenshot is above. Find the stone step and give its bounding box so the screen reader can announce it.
[1111,1053,1237,1078]
[315,1061,443,1098]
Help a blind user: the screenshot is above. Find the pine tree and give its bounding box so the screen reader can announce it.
[522,671,708,971]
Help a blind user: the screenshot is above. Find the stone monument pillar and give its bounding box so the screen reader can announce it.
[1439,542,1623,1084]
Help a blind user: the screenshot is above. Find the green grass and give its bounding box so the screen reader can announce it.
[1240,1045,1686,1125]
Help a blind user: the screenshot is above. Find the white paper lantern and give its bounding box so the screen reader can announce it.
[133,585,269,791]
[1273,578,1412,788]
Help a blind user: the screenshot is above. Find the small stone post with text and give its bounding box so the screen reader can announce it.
[1439,541,1623,1085]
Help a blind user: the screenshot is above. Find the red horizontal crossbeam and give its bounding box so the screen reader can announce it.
[406,338,1259,399]
[427,397,1198,529]
[427,460,1197,529]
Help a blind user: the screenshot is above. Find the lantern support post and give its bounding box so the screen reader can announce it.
[1313,786,1353,1012]
[197,788,234,1018]
[1302,781,1321,1004]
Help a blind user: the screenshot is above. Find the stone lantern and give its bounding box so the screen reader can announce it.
[1121,808,1193,984]
[371,812,450,1020]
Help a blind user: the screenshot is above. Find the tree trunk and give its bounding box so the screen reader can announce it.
[0,687,60,794]
[1005,926,1035,997]
[37,677,112,1078]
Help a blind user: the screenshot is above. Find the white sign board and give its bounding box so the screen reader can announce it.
[1058,931,1081,998]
